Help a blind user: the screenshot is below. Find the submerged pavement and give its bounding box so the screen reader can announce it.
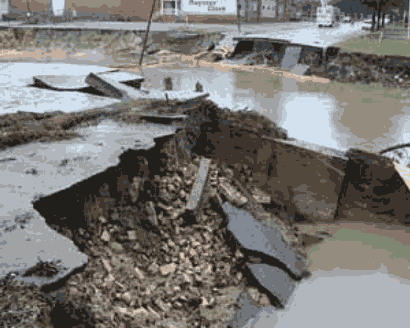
[0,62,120,114]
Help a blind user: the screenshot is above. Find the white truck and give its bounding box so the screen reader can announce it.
[316,5,337,27]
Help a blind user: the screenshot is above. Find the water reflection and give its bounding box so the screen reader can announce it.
[141,64,410,154]
[270,222,410,328]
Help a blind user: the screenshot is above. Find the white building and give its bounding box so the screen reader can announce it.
[49,0,66,16]
[160,0,236,16]
[158,0,288,22]
[0,0,8,19]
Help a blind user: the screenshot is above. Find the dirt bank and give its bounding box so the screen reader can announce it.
[0,28,223,67]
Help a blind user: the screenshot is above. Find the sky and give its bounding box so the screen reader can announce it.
[51,0,65,15]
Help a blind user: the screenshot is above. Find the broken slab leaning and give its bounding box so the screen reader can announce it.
[32,129,179,243]
[246,263,297,308]
[186,157,211,216]
[221,202,309,279]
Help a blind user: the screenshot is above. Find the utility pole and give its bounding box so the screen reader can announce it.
[408,0,410,39]
[237,1,241,33]
[140,0,157,67]
[257,0,261,23]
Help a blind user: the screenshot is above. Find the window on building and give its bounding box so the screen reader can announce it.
[263,5,265,10]
[253,3,257,11]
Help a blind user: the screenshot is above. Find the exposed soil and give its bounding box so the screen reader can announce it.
[0,160,309,328]
[0,96,311,328]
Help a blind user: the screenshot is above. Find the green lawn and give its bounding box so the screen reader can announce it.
[335,32,410,57]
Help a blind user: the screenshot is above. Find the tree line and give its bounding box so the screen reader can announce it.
[288,0,407,31]
[360,0,407,31]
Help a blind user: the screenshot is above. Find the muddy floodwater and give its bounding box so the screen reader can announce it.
[253,222,410,328]
[2,60,408,155]
[140,63,410,154]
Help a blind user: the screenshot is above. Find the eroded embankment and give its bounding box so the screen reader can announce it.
[0,28,223,67]
[0,98,310,328]
[219,39,410,88]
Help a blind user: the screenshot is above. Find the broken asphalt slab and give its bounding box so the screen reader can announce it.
[86,71,210,102]
[221,202,309,279]
[32,69,143,91]
[0,120,176,282]
[0,63,121,115]
[247,263,297,308]
[186,157,211,214]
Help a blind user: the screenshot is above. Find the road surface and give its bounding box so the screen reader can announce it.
[237,22,369,47]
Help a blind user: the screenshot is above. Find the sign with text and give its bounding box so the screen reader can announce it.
[262,0,276,18]
[184,0,236,15]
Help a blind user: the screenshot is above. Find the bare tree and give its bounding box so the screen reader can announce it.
[362,0,406,30]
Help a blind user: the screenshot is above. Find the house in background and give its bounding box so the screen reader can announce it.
[3,0,291,22]
[159,0,289,23]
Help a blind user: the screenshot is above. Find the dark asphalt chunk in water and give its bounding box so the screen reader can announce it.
[222,202,309,279]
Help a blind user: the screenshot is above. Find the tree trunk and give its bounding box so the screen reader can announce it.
[372,8,376,31]
[382,12,385,28]
[257,0,261,23]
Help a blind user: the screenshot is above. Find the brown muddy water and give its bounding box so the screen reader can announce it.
[137,61,410,156]
[252,222,410,328]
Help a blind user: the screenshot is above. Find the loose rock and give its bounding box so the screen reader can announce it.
[160,263,177,276]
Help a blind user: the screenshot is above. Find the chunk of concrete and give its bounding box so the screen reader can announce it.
[281,45,302,70]
[221,202,309,278]
[186,157,211,213]
[85,72,138,99]
[219,180,248,207]
[247,263,297,308]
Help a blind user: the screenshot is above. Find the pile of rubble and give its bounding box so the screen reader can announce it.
[0,99,326,328]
